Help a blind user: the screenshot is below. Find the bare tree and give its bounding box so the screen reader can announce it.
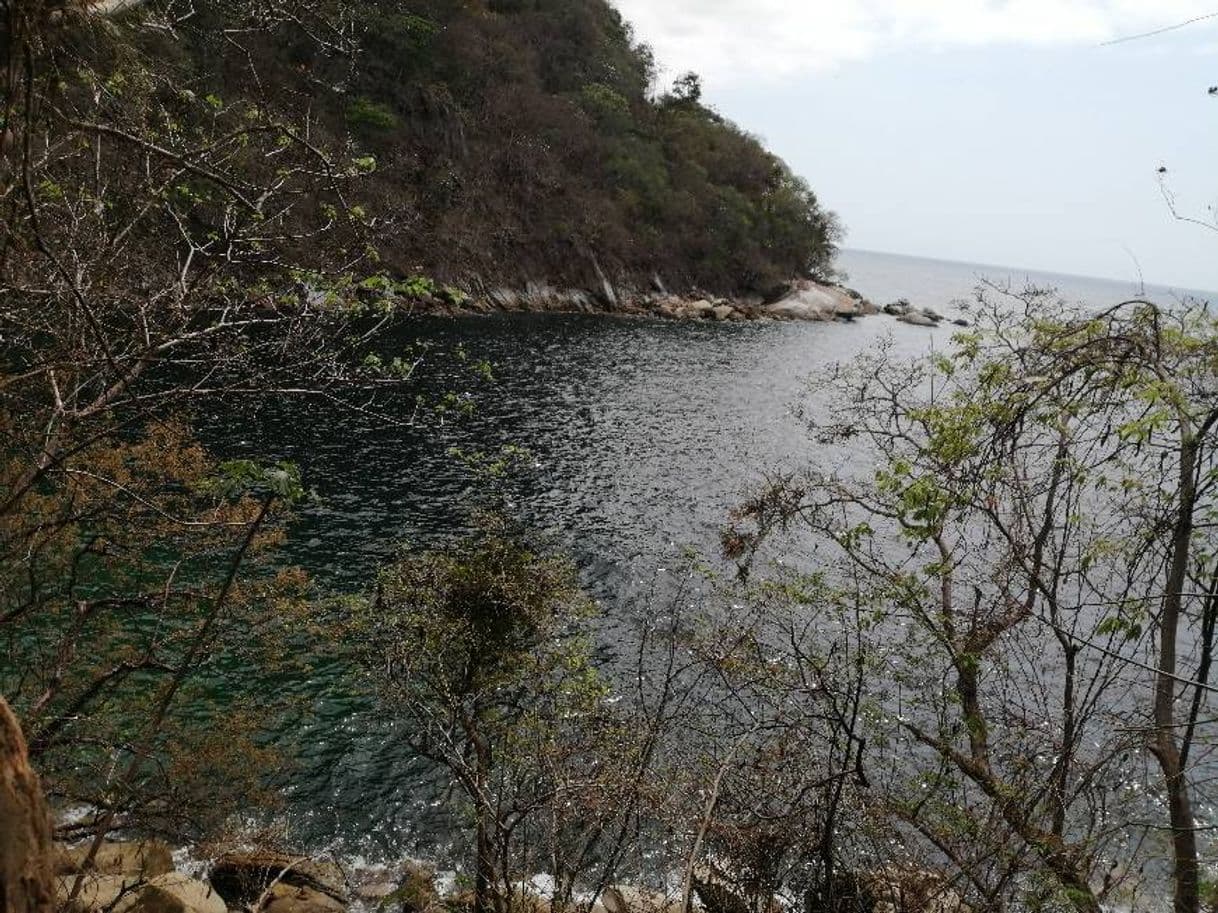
[730,289,1218,912]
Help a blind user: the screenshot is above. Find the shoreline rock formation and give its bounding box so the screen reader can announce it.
[0,698,54,913]
[404,277,881,324]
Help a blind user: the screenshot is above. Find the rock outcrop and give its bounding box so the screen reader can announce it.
[55,841,175,880]
[209,851,348,908]
[125,874,227,913]
[766,280,876,321]
[0,697,55,913]
[54,873,226,913]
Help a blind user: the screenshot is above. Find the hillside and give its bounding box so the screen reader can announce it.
[168,0,841,297]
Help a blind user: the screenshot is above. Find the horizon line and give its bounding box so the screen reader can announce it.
[842,246,1218,298]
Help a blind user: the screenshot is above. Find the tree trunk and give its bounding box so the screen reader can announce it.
[474,807,496,913]
[0,697,54,913]
[1157,437,1201,913]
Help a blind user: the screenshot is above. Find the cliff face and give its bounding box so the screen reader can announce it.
[0,698,53,913]
[170,0,841,296]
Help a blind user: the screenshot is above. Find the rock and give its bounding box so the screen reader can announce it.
[883,300,912,316]
[260,883,346,913]
[656,299,685,319]
[951,318,971,327]
[209,852,346,907]
[920,307,944,322]
[711,305,735,321]
[766,280,864,321]
[566,289,597,313]
[56,874,139,913]
[56,874,226,913]
[55,842,175,879]
[523,281,561,311]
[486,288,519,311]
[897,312,938,328]
[687,299,715,315]
[0,697,55,913]
[597,886,682,913]
[126,874,227,913]
[590,255,618,309]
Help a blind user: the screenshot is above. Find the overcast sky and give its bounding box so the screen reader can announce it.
[614,2,1218,291]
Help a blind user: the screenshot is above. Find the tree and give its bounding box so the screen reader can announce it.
[730,289,1218,912]
[0,0,453,847]
[352,518,613,913]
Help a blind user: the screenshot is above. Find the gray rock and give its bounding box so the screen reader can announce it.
[766,280,860,320]
[898,312,939,328]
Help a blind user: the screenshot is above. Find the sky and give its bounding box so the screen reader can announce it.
[613,2,1218,292]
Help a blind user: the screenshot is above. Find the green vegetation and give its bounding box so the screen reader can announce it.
[174,0,840,294]
[728,290,1218,913]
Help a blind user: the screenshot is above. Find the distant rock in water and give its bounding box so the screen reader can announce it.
[898,312,939,327]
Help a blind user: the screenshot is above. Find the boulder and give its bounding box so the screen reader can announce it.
[597,886,683,913]
[260,883,346,913]
[56,874,140,913]
[687,299,715,316]
[951,318,970,327]
[766,281,862,321]
[209,852,346,907]
[1,697,55,913]
[55,841,175,879]
[56,873,226,913]
[711,305,735,322]
[883,300,912,316]
[919,307,944,322]
[897,312,938,328]
[657,299,686,319]
[126,874,227,913]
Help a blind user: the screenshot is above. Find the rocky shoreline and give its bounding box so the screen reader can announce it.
[403,277,972,331]
[52,839,971,913]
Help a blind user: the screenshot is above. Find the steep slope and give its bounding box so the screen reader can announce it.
[175,0,841,297]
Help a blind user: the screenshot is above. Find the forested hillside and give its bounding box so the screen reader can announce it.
[173,0,841,295]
